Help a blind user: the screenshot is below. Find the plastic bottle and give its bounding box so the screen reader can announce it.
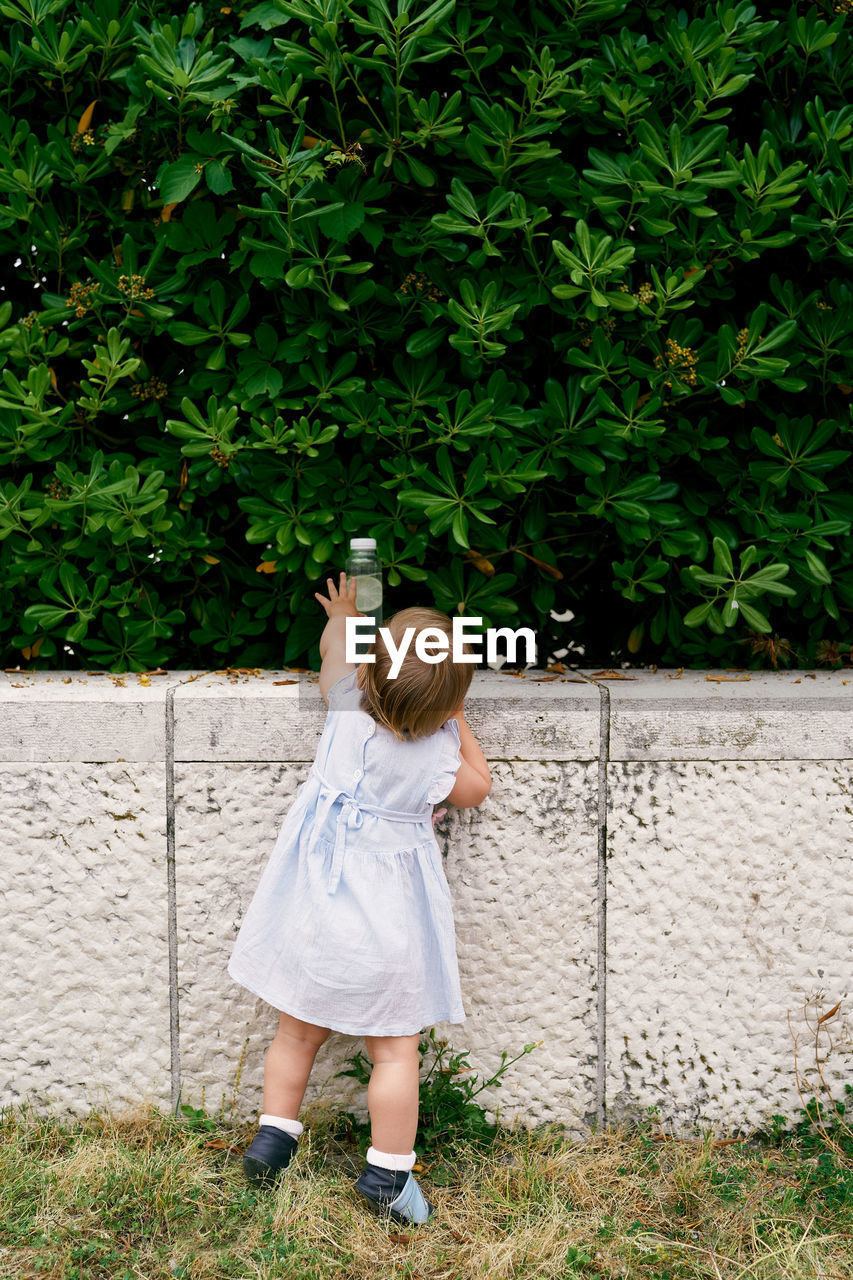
[345,537,383,627]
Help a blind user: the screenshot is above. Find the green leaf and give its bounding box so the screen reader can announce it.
[405,154,437,186]
[23,604,72,628]
[170,322,213,346]
[447,177,479,221]
[406,326,444,358]
[750,320,798,355]
[318,203,366,241]
[285,264,315,288]
[712,536,733,576]
[451,507,469,547]
[158,155,205,204]
[803,549,831,584]
[249,249,288,279]
[611,501,649,520]
[706,605,726,635]
[737,600,771,631]
[638,215,676,235]
[683,602,712,627]
[721,595,739,626]
[205,159,234,195]
[604,291,639,311]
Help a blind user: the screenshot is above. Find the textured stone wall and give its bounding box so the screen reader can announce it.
[2,666,850,1139]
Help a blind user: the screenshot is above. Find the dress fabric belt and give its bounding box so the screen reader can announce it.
[309,763,433,894]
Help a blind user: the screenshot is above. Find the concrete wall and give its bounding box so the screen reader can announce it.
[2,666,851,1139]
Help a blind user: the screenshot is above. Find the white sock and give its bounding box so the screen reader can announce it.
[366,1145,416,1172]
[259,1113,303,1139]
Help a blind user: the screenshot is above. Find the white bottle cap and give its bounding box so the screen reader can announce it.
[350,537,377,550]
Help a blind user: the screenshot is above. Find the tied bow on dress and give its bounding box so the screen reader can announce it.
[309,763,434,894]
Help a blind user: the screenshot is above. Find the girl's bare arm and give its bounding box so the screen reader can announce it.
[444,707,491,807]
[314,572,361,704]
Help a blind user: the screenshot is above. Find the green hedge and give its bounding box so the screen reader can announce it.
[2,0,853,672]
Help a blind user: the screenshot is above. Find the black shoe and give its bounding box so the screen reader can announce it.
[354,1163,435,1226]
[242,1125,299,1184]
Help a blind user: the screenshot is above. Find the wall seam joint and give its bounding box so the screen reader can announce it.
[165,685,180,1114]
[579,673,610,1131]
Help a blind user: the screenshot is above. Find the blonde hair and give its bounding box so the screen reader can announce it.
[356,607,475,740]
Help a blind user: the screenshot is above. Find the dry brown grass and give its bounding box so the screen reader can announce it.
[2,1098,853,1280]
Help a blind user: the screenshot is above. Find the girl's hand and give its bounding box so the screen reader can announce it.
[314,572,362,620]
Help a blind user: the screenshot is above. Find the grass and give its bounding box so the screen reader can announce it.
[2,1033,853,1280]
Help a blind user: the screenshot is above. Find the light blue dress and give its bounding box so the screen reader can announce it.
[227,667,467,1036]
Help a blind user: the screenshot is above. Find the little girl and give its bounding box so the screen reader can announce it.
[227,572,491,1226]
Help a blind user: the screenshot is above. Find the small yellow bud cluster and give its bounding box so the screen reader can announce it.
[131,377,168,402]
[66,279,100,318]
[634,281,654,304]
[398,271,444,301]
[833,0,853,13]
[118,273,155,301]
[209,445,230,469]
[578,315,616,349]
[735,327,758,361]
[816,299,834,311]
[70,130,97,153]
[653,337,698,387]
[21,311,38,330]
[616,283,629,292]
[45,479,71,501]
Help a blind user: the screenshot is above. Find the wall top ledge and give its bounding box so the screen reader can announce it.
[584,667,852,760]
[585,666,853,697]
[2,667,850,761]
[1,669,208,699]
[4,665,850,697]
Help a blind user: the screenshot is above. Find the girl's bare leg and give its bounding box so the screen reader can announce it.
[263,1011,331,1118]
[363,1033,420,1154]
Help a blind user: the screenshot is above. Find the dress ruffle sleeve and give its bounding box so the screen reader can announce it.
[327,666,358,708]
[426,717,463,805]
